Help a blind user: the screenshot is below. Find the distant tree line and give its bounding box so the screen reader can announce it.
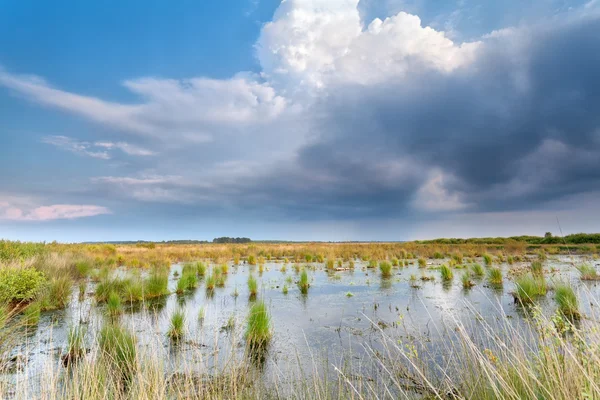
[416,233,600,245]
[212,237,252,244]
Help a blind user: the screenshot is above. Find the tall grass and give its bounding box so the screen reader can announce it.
[514,274,547,304]
[298,269,310,294]
[440,264,453,281]
[379,261,392,278]
[246,300,271,350]
[554,283,580,320]
[247,274,258,299]
[488,267,503,285]
[471,263,484,277]
[98,323,137,386]
[168,309,186,340]
[577,264,600,280]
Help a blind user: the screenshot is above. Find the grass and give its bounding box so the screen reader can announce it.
[577,264,600,280]
[440,264,453,281]
[530,261,544,276]
[78,281,87,302]
[514,274,547,304]
[483,253,493,265]
[418,258,427,268]
[107,291,123,316]
[247,255,256,265]
[98,323,137,385]
[145,269,169,299]
[471,263,484,277]
[461,272,475,288]
[22,301,41,327]
[391,258,399,267]
[205,274,216,293]
[41,276,72,310]
[326,259,334,269]
[282,284,288,295]
[379,261,392,278]
[368,259,377,268]
[197,262,207,276]
[298,269,310,294]
[64,325,86,365]
[488,268,503,285]
[246,300,271,350]
[554,283,580,320]
[248,274,258,298]
[168,309,186,340]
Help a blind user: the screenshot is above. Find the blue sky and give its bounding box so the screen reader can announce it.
[1,0,600,242]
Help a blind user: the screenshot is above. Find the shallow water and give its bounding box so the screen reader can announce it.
[4,254,600,395]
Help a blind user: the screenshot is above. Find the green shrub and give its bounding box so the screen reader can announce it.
[0,267,46,303]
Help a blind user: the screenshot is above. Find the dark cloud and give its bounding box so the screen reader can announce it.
[261,15,600,218]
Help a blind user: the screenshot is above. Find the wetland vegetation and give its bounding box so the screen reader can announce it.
[0,237,600,399]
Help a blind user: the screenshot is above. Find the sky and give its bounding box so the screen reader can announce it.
[1,0,600,242]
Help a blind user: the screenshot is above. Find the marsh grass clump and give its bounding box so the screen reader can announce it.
[75,260,92,278]
[298,269,310,294]
[530,260,544,277]
[196,262,207,277]
[452,252,463,264]
[379,261,392,278]
[107,291,122,317]
[41,276,72,310]
[282,284,288,295]
[488,268,503,285]
[461,272,475,289]
[246,300,271,350]
[22,301,41,327]
[440,264,453,281]
[418,258,427,268]
[471,263,484,277]
[144,269,169,299]
[248,275,258,299]
[98,323,137,385]
[168,309,186,341]
[205,274,216,294]
[63,325,86,366]
[78,281,86,302]
[577,264,600,280]
[247,255,256,265]
[483,253,493,266]
[391,258,399,267]
[554,283,580,320]
[514,274,547,305]
[368,259,377,268]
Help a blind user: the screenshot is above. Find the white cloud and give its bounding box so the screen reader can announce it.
[413,170,470,212]
[42,135,155,158]
[0,201,110,221]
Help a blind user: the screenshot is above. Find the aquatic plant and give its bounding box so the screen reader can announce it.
[64,325,86,365]
[98,323,137,384]
[246,300,271,349]
[196,262,207,276]
[248,255,256,265]
[461,272,475,289]
[577,264,600,280]
[452,252,463,264]
[168,309,186,340]
[22,301,41,327]
[349,259,355,269]
[42,276,72,310]
[379,261,392,278]
[144,269,169,299]
[471,263,484,277]
[298,269,310,294]
[440,264,453,281]
[233,254,240,265]
[514,274,547,304]
[221,263,229,275]
[198,306,205,322]
[205,274,216,293]
[391,258,399,267]
[368,259,378,268]
[418,258,427,268]
[346,292,354,297]
[530,261,544,276]
[107,291,122,316]
[483,254,493,266]
[488,268,503,285]
[554,283,580,320]
[248,274,258,298]
[78,281,86,302]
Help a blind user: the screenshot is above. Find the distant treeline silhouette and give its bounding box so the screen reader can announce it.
[417,233,600,245]
[212,237,252,244]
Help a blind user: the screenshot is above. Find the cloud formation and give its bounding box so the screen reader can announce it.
[2,0,600,230]
[0,201,110,221]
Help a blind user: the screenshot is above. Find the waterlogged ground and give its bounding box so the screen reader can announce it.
[4,254,600,394]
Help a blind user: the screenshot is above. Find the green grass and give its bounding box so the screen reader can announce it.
[196,262,207,276]
[248,255,256,265]
[298,269,310,294]
[246,300,271,350]
[65,325,86,363]
[248,274,258,298]
[577,264,600,280]
[98,323,137,384]
[22,301,41,327]
[379,261,392,278]
[530,261,544,276]
[514,274,547,304]
[326,259,334,269]
[554,283,580,320]
[144,269,169,299]
[107,291,122,316]
[168,309,186,340]
[75,260,92,278]
[471,263,484,277]
[461,272,475,288]
[418,258,427,268]
[483,254,493,266]
[205,274,216,292]
[391,258,399,267]
[42,276,72,310]
[368,259,378,268]
[440,264,453,281]
[282,284,288,295]
[78,281,86,302]
[488,268,503,285]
